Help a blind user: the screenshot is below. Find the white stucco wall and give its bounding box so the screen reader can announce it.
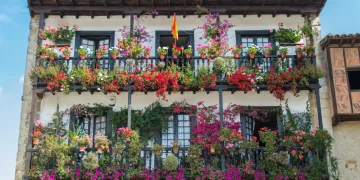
[43,14,306,56]
[39,90,310,124]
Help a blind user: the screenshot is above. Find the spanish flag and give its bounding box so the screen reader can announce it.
[171,13,178,40]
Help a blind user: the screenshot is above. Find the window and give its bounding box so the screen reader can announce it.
[348,70,360,90]
[156,31,194,57]
[241,111,279,146]
[236,30,273,56]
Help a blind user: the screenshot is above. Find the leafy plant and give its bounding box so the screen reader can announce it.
[247,44,260,55]
[163,155,179,171]
[274,23,302,43]
[151,144,164,158]
[230,45,242,55]
[213,57,226,75]
[172,46,182,56]
[278,46,288,53]
[77,46,91,56]
[157,47,168,55]
[109,47,120,55]
[82,153,99,171]
[96,45,107,55]
[300,24,313,37]
[183,45,192,55]
[39,23,78,42]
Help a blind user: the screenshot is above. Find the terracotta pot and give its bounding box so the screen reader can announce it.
[210,147,215,154]
[97,148,103,154]
[32,138,39,145]
[79,146,86,152]
[112,53,117,60]
[80,55,86,60]
[96,53,102,59]
[172,54,178,59]
[172,147,179,154]
[65,54,70,60]
[160,54,165,60]
[49,55,55,61]
[233,53,240,59]
[296,53,302,59]
[126,137,131,142]
[201,53,207,59]
[249,53,255,59]
[185,53,191,59]
[281,52,287,59]
[144,54,150,59]
[40,53,46,59]
[264,52,270,58]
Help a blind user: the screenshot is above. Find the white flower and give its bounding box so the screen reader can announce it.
[158,47,161,49]
[99,73,103,77]
[80,46,83,49]
[71,76,74,79]
[105,75,108,78]
[97,87,101,91]
[60,88,63,91]
[86,48,90,52]
[164,47,169,50]
[101,78,104,81]
[188,45,192,48]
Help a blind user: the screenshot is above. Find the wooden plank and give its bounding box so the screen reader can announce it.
[345,48,360,67]
[351,92,360,113]
[330,48,352,114]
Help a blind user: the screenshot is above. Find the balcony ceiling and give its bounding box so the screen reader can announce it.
[28,0,327,18]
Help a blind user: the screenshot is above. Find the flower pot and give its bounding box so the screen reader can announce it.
[144,54,150,59]
[40,53,46,59]
[79,146,86,152]
[97,148,103,154]
[49,55,55,61]
[201,53,207,59]
[185,53,191,59]
[210,147,215,154]
[160,54,165,60]
[80,55,86,60]
[249,53,255,59]
[281,52,287,59]
[126,137,131,142]
[172,147,179,154]
[172,54,178,59]
[112,54,117,60]
[65,54,70,60]
[32,138,39,145]
[264,52,270,58]
[233,53,240,59]
[96,53,102,59]
[296,53,302,59]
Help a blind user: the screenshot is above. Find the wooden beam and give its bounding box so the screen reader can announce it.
[119,0,122,7]
[91,11,94,18]
[287,13,291,17]
[258,13,261,17]
[351,39,356,47]
[75,12,79,18]
[60,11,64,18]
[293,0,297,5]
[309,0,313,4]
[272,11,276,17]
[339,38,344,47]
[103,0,106,6]
[39,0,43,6]
[54,0,58,6]
[277,0,282,6]
[243,12,247,18]
[72,0,76,6]
[29,5,322,13]
[137,0,139,6]
[183,11,186,18]
[106,11,110,18]
[168,0,171,6]
[262,0,267,6]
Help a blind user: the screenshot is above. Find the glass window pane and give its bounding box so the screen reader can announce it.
[178,134,184,139]
[257,38,263,43]
[184,115,189,120]
[105,39,109,44]
[184,121,189,126]
[168,134,173,139]
[168,122,173,127]
[248,38,253,42]
[184,127,190,133]
[82,39,88,44]
[178,115,183,120]
[89,41,94,45]
[263,38,269,42]
[242,38,248,43]
[168,128,174,133]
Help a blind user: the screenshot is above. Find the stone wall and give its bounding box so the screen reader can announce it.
[14,15,40,180]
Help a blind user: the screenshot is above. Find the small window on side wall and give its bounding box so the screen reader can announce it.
[348,70,360,90]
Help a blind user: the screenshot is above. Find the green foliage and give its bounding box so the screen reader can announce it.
[164,155,179,171]
[300,24,313,37]
[152,144,164,158]
[187,144,203,177]
[82,153,99,171]
[128,131,142,164]
[274,26,302,43]
[213,57,226,75]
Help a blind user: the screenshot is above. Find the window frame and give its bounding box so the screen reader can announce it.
[236,30,275,55]
[160,113,194,148]
[74,31,115,57]
[155,30,195,57]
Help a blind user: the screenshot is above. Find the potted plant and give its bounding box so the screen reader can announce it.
[36,44,48,59]
[183,45,192,59]
[77,46,91,60]
[247,44,260,59]
[128,44,143,59]
[109,47,120,60]
[278,47,288,59]
[151,144,164,158]
[262,43,272,58]
[163,155,179,171]
[230,45,242,59]
[157,47,168,60]
[171,140,181,154]
[172,46,182,59]
[46,48,58,61]
[305,44,316,56]
[295,44,305,59]
[144,46,152,59]
[31,128,43,145]
[213,57,226,79]
[117,127,132,142]
[94,134,111,154]
[197,44,208,59]
[60,46,72,60]
[273,22,302,44]
[210,145,216,155]
[96,45,107,59]
[74,135,92,152]
[39,24,78,45]
[225,143,236,156]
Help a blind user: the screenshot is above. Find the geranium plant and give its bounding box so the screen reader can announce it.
[77,46,91,60]
[157,47,168,59]
[227,66,256,92]
[36,44,48,58]
[143,46,152,59]
[35,64,69,94]
[96,45,107,59]
[117,127,133,142]
[183,45,192,55]
[261,43,273,58]
[305,44,316,56]
[247,44,260,58]
[299,24,313,37]
[172,46,182,56]
[74,135,92,151]
[109,47,120,60]
[278,46,288,58]
[295,44,305,58]
[46,48,58,60]
[60,46,72,60]
[230,45,242,58]
[69,64,97,90]
[151,144,164,158]
[196,44,208,59]
[39,24,78,43]
[94,134,111,154]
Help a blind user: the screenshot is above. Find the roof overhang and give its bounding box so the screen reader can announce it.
[27,0,327,18]
[320,33,360,50]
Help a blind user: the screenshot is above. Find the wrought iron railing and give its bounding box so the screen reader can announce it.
[25,145,316,179]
